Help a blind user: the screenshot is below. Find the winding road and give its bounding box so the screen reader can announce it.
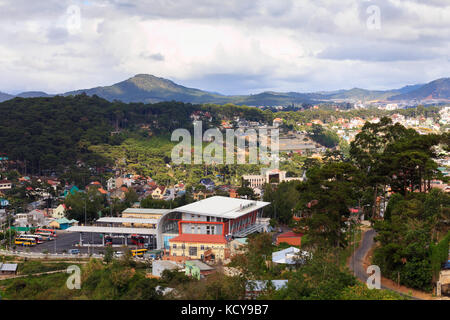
[349,228,423,300]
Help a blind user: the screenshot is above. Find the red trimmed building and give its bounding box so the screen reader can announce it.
[159,196,270,261]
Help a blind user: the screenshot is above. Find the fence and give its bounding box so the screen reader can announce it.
[0,249,103,259]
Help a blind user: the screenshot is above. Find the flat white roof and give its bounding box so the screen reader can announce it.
[122,208,171,215]
[172,196,270,219]
[0,263,18,271]
[97,217,159,224]
[66,226,157,235]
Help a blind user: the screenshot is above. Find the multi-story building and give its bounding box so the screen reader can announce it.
[242,168,302,189]
[159,196,270,261]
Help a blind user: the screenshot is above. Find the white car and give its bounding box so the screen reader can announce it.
[114,251,124,258]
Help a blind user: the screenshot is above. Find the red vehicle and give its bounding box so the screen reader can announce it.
[36,228,57,237]
[130,234,145,247]
[105,236,113,246]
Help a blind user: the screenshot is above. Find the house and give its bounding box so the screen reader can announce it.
[276,231,303,247]
[273,118,283,127]
[193,190,214,201]
[272,247,311,265]
[152,186,166,200]
[15,210,46,228]
[49,217,77,230]
[62,185,79,197]
[185,260,215,280]
[0,180,12,190]
[199,178,215,190]
[245,280,288,299]
[229,189,238,198]
[110,187,127,200]
[52,204,67,219]
[152,260,180,278]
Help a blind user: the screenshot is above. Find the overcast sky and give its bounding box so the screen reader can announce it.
[0,0,449,95]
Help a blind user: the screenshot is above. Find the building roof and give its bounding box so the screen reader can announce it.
[122,208,171,215]
[272,247,311,264]
[0,263,18,272]
[56,217,72,224]
[153,260,180,270]
[277,231,303,239]
[172,196,270,219]
[170,233,227,244]
[66,226,157,235]
[185,260,215,271]
[97,217,159,224]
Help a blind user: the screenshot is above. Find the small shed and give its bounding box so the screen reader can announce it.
[0,263,18,275]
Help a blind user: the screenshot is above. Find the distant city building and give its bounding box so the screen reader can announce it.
[242,169,302,189]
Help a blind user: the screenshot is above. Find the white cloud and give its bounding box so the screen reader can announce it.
[0,0,448,94]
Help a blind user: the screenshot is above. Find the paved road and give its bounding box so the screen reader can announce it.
[349,229,376,283]
[349,228,422,300]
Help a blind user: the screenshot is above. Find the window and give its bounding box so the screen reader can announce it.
[189,246,197,256]
[172,244,177,249]
[200,245,205,250]
[173,253,177,256]
[206,216,210,222]
[182,244,185,249]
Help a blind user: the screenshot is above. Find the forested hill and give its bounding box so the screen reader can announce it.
[0,94,270,173]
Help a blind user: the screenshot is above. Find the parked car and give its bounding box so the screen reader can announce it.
[114,251,124,258]
[68,249,80,255]
[443,260,450,270]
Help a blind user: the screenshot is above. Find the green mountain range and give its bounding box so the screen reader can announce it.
[1,74,449,106]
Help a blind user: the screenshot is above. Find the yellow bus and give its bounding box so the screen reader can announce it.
[15,237,37,247]
[131,248,147,257]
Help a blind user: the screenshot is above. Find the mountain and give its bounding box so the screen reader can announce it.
[0,91,15,102]
[389,78,450,101]
[63,74,233,104]
[1,74,447,106]
[16,91,52,98]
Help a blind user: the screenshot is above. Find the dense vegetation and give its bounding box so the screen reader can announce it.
[0,95,270,175]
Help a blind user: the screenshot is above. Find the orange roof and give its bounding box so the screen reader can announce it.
[170,234,227,244]
[98,188,108,194]
[277,231,303,238]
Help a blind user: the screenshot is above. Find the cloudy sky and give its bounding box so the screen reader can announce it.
[0,0,449,95]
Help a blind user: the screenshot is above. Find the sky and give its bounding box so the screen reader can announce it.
[0,0,449,95]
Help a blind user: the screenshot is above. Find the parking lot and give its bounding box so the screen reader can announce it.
[13,231,146,255]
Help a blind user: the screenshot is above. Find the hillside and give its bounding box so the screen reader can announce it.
[0,91,15,102]
[16,91,53,98]
[389,78,450,101]
[63,74,232,104]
